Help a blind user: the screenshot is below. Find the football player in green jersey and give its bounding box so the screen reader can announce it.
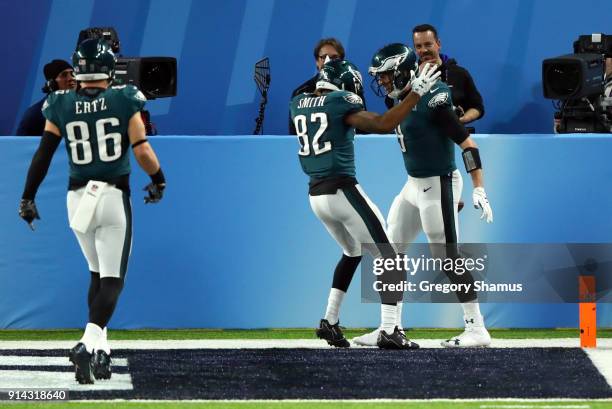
[353,43,493,348]
[290,59,440,349]
[18,38,166,383]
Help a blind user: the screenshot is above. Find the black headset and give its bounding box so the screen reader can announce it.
[41,79,59,94]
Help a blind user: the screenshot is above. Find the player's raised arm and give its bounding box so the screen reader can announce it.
[345,63,440,133]
[128,111,166,204]
[19,120,63,230]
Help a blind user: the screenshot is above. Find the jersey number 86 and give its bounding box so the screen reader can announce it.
[65,118,122,165]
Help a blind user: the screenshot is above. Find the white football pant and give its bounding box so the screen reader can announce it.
[67,186,132,279]
[388,169,463,250]
[309,184,392,257]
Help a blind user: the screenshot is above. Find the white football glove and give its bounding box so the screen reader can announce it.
[409,63,441,97]
[472,187,493,223]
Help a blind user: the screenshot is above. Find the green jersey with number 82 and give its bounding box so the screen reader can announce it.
[290,90,364,180]
[42,85,146,181]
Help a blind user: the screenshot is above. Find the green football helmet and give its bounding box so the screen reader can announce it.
[368,43,418,98]
[72,38,116,81]
[316,60,364,95]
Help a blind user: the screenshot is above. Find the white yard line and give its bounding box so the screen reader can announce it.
[0,338,610,350]
[0,356,128,366]
[0,370,133,390]
[584,348,612,388]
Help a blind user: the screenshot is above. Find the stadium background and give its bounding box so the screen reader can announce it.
[0,0,611,329]
[2,0,611,135]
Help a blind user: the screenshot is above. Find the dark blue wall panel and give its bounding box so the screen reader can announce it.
[2,0,612,135]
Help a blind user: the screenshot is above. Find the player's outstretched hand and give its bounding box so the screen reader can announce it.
[472,187,493,223]
[19,199,40,230]
[144,182,165,204]
[409,63,441,97]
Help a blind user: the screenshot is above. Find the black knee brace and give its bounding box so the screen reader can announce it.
[89,277,124,328]
[332,254,362,292]
[378,261,406,305]
[443,263,477,303]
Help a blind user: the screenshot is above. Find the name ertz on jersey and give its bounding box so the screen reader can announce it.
[75,98,108,114]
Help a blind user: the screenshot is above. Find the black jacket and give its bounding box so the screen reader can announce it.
[16,97,47,136]
[384,57,485,120]
[289,75,319,135]
[440,58,484,118]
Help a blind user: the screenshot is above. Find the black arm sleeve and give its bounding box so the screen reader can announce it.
[433,107,470,145]
[22,131,62,200]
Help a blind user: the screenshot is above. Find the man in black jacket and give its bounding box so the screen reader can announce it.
[411,24,484,125]
[16,59,76,136]
[289,38,366,134]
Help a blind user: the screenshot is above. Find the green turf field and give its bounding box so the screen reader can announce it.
[0,327,610,341]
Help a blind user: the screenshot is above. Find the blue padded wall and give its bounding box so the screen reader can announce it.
[0,135,610,329]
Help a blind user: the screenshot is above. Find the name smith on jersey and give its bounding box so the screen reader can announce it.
[297,95,326,109]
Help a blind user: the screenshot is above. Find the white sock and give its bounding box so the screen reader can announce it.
[79,323,103,353]
[95,327,111,355]
[396,302,403,330]
[381,304,397,333]
[324,288,345,325]
[461,301,482,319]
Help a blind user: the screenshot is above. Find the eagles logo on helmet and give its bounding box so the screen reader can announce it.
[368,43,418,98]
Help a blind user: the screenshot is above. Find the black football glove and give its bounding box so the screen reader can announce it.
[19,199,40,230]
[143,183,165,204]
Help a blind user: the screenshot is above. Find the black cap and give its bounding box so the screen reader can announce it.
[43,59,72,81]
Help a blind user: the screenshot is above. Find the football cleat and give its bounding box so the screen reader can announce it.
[441,315,491,348]
[316,319,350,348]
[93,350,112,380]
[377,326,419,350]
[353,328,381,346]
[353,327,407,346]
[69,343,94,384]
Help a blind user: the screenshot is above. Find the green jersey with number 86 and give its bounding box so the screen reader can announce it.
[290,90,364,180]
[42,85,146,181]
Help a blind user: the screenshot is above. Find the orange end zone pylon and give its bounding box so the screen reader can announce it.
[579,275,596,348]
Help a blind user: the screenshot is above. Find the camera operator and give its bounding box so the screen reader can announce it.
[16,60,76,136]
